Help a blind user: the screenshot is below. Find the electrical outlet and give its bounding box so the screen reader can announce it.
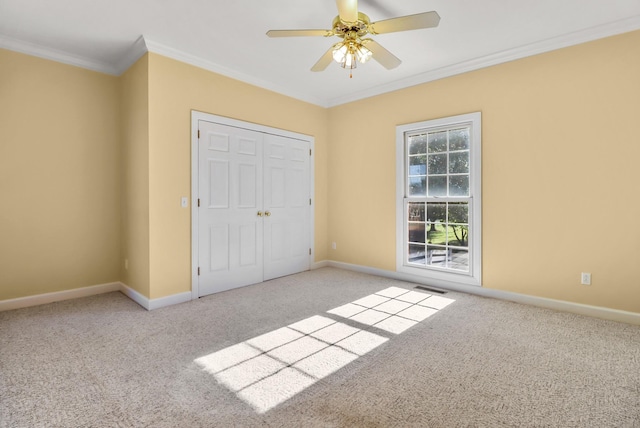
[332,242,337,250]
[181,197,188,208]
[581,272,591,285]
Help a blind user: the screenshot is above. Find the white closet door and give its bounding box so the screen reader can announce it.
[198,121,264,296]
[263,134,311,281]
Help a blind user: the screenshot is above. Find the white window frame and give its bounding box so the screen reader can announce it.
[395,112,482,287]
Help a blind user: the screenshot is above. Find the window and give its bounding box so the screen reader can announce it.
[396,112,481,286]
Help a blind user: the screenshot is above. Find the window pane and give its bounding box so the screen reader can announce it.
[450,249,469,271]
[449,128,469,151]
[428,132,447,153]
[428,154,447,175]
[408,223,425,244]
[447,202,468,224]
[408,136,427,155]
[447,225,469,247]
[449,152,469,174]
[408,202,425,221]
[427,245,448,267]
[428,176,447,196]
[409,176,426,196]
[449,175,469,196]
[426,203,446,223]
[409,155,426,175]
[408,244,425,265]
[426,223,446,245]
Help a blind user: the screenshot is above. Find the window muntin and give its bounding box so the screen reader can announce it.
[407,201,469,272]
[407,127,470,198]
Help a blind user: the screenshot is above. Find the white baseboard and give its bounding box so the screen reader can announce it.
[118,283,192,311]
[118,283,151,310]
[1,282,195,312]
[5,264,637,325]
[311,260,330,270]
[148,291,192,310]
[0,282,121,312]
[324,260,640,326]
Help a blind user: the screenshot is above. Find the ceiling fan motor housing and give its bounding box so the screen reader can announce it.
[332,12,371,38]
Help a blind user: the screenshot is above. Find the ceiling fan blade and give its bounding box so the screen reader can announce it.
[267,29,333,37]
[362,39,401,69]
[360,0,395,16]
[369,11,440,34]
[311,46,336,72]
[335,0,358,23]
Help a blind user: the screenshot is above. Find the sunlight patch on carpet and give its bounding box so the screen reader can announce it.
[195,286,454,414]
[328,286,454,334]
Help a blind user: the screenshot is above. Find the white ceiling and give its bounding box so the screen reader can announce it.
[1,0,639,107]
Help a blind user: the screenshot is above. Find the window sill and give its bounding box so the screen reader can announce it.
[397,264,482,287]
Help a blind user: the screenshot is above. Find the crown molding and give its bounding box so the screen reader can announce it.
[326,14,640,107]
[2,14,639,107]
[113,35,149,75]
[143,37,328,107]
[0,33,120,75]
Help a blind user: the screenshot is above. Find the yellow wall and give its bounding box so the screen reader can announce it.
[2,30,639,315]
[146,53,329,299]
[119,54,150,296]
[327,30,640,313]
[0,49,121,300]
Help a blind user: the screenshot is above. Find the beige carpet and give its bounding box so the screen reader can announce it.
[1,268,639,427]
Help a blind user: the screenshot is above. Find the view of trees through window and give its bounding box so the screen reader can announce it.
[406,127,471,272]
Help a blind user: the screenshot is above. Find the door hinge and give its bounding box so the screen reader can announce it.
[197,129,200,139]
[309,198,312,206]
[198,198,200,207]
[198,267,200,276]
[309,248,312,255]
[309,149,312,156]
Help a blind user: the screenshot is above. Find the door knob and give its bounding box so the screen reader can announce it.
[265,211,272,217]
[257,211,264,217]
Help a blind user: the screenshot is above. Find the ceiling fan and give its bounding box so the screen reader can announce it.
[266,0,440,76]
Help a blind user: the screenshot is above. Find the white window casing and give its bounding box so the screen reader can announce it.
[396,112,482,287]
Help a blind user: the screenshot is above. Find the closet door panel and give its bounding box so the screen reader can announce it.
[263,134,310,281]
[198,121,264,296]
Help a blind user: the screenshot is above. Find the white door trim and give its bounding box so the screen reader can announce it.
[191,110,315,300]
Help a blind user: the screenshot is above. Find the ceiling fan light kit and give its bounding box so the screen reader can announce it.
[332,41,372,69]
[266,0,440,77]
[331,41,372,78]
